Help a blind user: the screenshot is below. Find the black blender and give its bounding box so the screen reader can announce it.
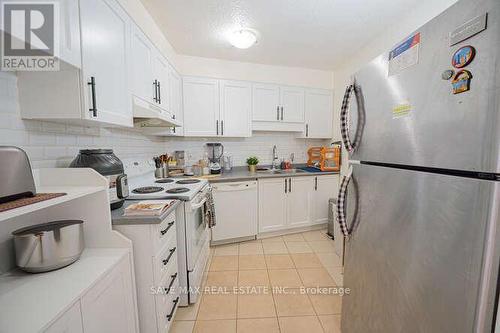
[206,143,224,174]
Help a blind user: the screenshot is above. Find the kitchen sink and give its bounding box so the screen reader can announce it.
[261,169,307,174]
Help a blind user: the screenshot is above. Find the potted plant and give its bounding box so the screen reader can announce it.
[246,156,259,173]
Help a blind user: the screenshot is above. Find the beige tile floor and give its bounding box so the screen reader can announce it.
[171,229,344,333]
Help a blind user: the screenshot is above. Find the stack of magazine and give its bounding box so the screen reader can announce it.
[124,200,174,216]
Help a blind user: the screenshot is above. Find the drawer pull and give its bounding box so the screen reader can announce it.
[164,273,178,293]
[162,247,176,265]
[166,297,180,321]
[160,221,175,235]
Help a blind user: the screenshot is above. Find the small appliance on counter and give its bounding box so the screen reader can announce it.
[223,154,233,172]
[12,220,84,273]
[70,149,128,209]
[0,146,36,204]
[206,143,224,174]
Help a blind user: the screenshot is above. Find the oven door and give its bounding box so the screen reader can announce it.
[185,188,210,272]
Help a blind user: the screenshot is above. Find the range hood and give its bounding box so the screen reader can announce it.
[132,96,181,128]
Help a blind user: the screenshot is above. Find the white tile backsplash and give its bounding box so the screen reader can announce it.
[0,72,330,168]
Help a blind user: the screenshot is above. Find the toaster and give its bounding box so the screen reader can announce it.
[0,146,36,203]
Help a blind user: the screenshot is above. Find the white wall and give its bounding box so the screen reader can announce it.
[178,55,334,89]
[331,0,459,171]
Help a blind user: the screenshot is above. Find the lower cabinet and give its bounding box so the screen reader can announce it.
[113,208,180,333]
[45,301,83,333]
[286,177,313,228]
[258,178,288,232]
[81,257,136,333]
[312,175,340,224]
[45,255,137,333]
[258,175,338,233]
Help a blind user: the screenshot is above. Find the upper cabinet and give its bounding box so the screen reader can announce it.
[183,77,251,137]
[130,25,154,105]
[18,0,133,128]
[168,66,184,135]
[252,83,305,132]
[129,24,177,125]
[183,77,220,137]
[280,86,305,123]
[79,0,132,127]
[302,89,334,139]
[252,84,281,122]
[220,80,252,137]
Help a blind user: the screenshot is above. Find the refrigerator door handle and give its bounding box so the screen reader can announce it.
[336,170,353,237]
[340,83,365,153]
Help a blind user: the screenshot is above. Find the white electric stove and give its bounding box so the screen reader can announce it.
[124,160,211,306]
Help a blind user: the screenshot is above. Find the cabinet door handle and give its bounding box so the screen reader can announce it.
[164,272,178,294]
[288,178,292,192]
[216,120,219,135]
[284,178,287,193]
[306,124,309,137]
[88,77,97,117]
[166,297,180,321]
[160,221,175,236]
[281,106,284,120]
[277,106,280,120]
[314,177,318,191]
[158,81,161,104]
[162,247,176,265]
[221,120,224,136]
[153,80,158,103]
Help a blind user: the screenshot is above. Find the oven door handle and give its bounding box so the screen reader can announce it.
[191,197,207,210]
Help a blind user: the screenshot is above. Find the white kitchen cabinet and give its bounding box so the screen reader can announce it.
[81,256,136,333]
[130,24,171,116]
[18,0,133,128]
[287,177,313,228]
[252,83,305,132]
[59,0,82,68]
[130,25,155,105]
[183,77,251,137]
[211,181,258,243]
[45,301,83,333]
[114,208,181,333]
[79,0,132,127]
[153,51,170,113]
[169,66,184,135]
[259,176,334,233]
[302,89,334,139]
[220,80,252,137]
[252,83,281,122]
[183,77,220,136]
[258,178,288,232]
[281,86,305,123]
[312,175,339,224]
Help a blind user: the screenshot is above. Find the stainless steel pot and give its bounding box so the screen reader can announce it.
[12,220,84,273]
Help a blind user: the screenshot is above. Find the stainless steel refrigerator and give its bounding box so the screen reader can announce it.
[337,0,500,332]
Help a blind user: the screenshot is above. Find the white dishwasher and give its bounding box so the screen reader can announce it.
[211,181,258,243]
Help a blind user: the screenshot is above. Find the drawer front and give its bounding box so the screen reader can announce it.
[155,279,180,333]
[153,240,178,284]
[152,212,177,253]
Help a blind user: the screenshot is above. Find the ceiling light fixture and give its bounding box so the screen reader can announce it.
[227,29,257,49]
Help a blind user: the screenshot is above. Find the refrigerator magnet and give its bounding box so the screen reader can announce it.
[452,46,476,68]
[442,69,455,80]
[452,70,473,94]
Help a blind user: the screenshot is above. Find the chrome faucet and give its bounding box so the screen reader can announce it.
[272,145,279,170]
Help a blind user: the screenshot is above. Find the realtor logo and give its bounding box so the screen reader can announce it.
[1,1,60,71]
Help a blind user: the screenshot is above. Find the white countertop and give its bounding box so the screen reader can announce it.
[0,248,130,333]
